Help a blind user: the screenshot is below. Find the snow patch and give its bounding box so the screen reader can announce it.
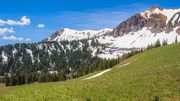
[1,51,8,63]
[12,49,17,58]
[172,13,179,25]
[83,68,112,80]
[26,49,35,63]
[96,27,180,59]
[117,63,130,68]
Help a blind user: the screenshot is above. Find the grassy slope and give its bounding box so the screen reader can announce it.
[0,43,180,101]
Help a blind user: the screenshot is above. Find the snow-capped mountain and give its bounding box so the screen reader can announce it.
[44,28,112,41]
[44,7,180,59]
[111,6,180,36]
[107,7,180,48]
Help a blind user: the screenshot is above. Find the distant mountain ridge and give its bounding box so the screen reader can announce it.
[44,28,112,42]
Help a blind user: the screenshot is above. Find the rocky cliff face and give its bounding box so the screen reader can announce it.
[111,14,146,37]
[166,12,180,33]
[110,7,180,37]
[176,27,180,35]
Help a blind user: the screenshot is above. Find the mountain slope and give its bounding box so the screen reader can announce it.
[111,6,180,36]
[100,7,180,58]
[0,43,180,100]
[44,7,180,59]
[0,7,180,76]
[0,39,112,76]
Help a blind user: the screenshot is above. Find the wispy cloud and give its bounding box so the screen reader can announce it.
[73,11,129,29]
[49,3,149,30]
[0,16,30,26]
[2,35,31,41]
[0,28,14,35]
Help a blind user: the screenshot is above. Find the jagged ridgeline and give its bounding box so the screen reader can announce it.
[0,38,117,76]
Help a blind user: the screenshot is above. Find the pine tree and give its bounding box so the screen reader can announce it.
[5,75,10,86]
[162,39,168,46]
[175,36,178,43]
[154,40,161,48]
[58,71,66,81]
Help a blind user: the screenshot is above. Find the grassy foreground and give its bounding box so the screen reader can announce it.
[0,44,180,101]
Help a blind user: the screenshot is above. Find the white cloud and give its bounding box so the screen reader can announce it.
[37,24,45,28]
[0,28,14,35]
[0,16,31,26]
[2,36,31,41]
[25,38,32,41]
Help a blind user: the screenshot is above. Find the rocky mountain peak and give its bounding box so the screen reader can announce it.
[148,6,163,11]
[141,6,165,19]
[110,7,180,37]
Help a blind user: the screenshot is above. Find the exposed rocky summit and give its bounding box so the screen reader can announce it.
[111,14,146,37]
[110,7,180,37]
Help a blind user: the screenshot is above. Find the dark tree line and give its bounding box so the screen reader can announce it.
[147,39,165,50]
[147,37,179,50]
[3,57,120,86]
[4,71,66,86]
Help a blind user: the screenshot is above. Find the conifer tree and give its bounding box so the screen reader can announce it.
[175,36,178,43]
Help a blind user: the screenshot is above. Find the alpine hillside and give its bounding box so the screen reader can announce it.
[45,7,180,58]
[0,6,180,77]
[0,40,180,100]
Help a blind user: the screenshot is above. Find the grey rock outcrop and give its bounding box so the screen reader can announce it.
[109,7,180,37]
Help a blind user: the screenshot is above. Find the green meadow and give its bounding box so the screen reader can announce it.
[0,43,180,101]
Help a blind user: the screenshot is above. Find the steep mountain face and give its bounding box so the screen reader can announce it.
[111,7,180,37]
[98,7,180,57]
[0,7,180,75]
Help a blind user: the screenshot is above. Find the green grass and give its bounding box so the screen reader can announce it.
[0,84,4,87]
[0,43,180,101]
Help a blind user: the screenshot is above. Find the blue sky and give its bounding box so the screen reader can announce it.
[0,0,180,45]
